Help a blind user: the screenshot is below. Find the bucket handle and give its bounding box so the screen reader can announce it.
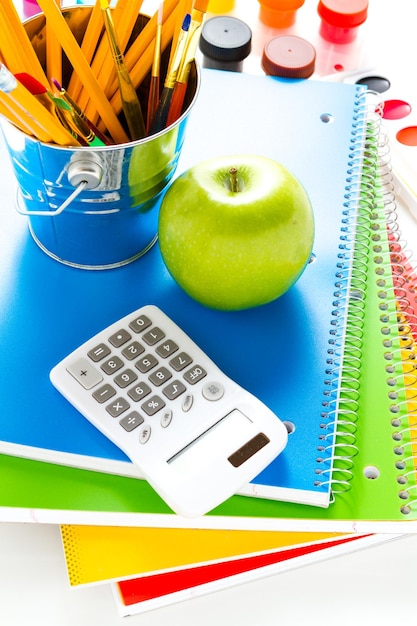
[16,180,89,217]
[15,157,103,217]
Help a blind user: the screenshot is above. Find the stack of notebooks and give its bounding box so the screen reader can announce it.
[1,69,416,615]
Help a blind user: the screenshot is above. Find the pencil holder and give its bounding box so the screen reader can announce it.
[0,7,199,269]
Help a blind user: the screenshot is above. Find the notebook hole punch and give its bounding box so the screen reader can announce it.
[363,465,380,480]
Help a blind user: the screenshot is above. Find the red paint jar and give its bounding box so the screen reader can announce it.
[317,0,368,44]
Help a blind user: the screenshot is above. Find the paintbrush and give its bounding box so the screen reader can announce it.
[100,0,146,140]
[167,0,209,126]
[52,78,111,146]
[146,2,164,133]
[0,64,79,146]
[147,12,191,135]
[16,73,106,147]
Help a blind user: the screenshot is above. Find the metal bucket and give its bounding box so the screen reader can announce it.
[0,7,199,269]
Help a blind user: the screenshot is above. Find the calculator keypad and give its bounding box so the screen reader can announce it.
[66,311,217,444]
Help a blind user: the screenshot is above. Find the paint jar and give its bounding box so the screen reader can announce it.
[199,16,252,73]
[317,0,368,44]
[0,7,199,270]
[262,35,316,78]
[258,0,305,29]
[207,0,236,12]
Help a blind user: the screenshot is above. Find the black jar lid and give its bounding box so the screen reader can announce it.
[199,16,252,63]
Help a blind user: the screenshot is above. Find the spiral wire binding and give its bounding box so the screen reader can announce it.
[315,86,378,497]
[368,96,417,516]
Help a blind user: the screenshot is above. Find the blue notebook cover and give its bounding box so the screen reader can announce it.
[0,70,366,508]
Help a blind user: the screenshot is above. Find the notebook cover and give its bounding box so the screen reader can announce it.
[0,70,367,509]
[2,73,415,531]
[112,534,402,616]
[60,525,344,586]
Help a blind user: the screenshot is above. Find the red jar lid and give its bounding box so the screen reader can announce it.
[262,35,316,79]
[317,0,368,28]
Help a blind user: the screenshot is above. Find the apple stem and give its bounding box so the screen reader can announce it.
[229,167,239,193]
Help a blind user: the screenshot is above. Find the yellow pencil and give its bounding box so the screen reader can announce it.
[0,5,41,80]
[46,0,62,89]
[105,0,179,105]
[79,0,145,117]
[0,93,53,142]
[109,6,178,119]
[114,0,146,53]
[0,0,49,89]
[36,0,129,144]
[98,0,145,96]
[99,0,145,140]
[67,0,107,103]
[0,65,79,146]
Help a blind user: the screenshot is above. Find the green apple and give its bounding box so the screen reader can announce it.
[158,154,315,310]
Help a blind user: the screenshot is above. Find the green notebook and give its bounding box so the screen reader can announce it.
[1,99,416,532]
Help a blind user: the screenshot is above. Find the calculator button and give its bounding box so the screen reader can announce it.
[114,368,138,388]
[161,409,173,428]
[148,366,172,387]
[106,397,130,417]
[129,315,152,333]
[135,353,158,373]
[162,380,186,400]
[101,356,124,375]
[182,394,194,412]
[139,424,151,444]
[87,343,111,362]
[141,395,166,416]
[143,327,166,346]
[128,381,152,402]
[202,382,225,401]
[183,365,207,385]
[162,380,187,400]
[122,341,145,360]
[119,411,144,432]
[156,339,179,358]
[109,329,131,347]
[169,352,193,371]
[67,358,103,389]
[92,383,116,403]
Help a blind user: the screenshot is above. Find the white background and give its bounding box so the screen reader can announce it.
[2,1,417,624]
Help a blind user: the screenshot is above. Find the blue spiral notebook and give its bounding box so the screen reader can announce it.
[0,70,368,509]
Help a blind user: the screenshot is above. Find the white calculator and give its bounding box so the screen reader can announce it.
[50,305,288,517]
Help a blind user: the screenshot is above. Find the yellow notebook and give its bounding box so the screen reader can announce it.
[61,525,348,586]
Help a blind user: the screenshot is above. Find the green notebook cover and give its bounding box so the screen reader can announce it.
[2,114,416,532]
